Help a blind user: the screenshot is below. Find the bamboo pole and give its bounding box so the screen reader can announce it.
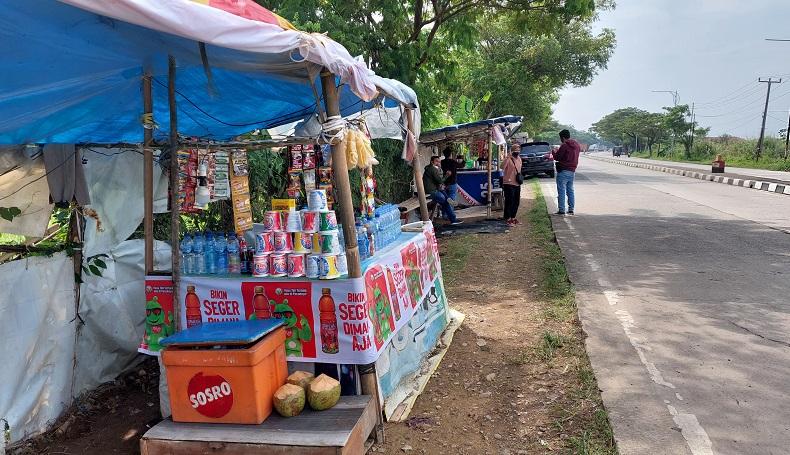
[319,70,361,278]
[486,130,493,219]
[407,109,430,221]
[168,56,181,330]
[143,73,154,274]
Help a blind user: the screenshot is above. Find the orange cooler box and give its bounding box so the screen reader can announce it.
[161,319,287,424]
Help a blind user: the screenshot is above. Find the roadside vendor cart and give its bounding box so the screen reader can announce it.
[1,0,451,452]
[419,116,523,218]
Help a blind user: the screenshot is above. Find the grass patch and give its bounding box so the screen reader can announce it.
[439,234,480,285]
[527,180,617,455]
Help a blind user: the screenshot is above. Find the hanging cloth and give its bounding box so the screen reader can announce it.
[42,144,91,207]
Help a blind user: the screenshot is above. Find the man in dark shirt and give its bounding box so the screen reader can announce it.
[554,129,581,215]
[441,147,459,204]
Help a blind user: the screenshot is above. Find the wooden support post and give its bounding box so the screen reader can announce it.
[168,56,181,330]
[143,73,154,274]
[319,71,361,279]
[407,109,429,222]
[486,130,493,219]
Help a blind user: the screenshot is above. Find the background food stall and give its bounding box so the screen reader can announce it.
[419,116,523,218]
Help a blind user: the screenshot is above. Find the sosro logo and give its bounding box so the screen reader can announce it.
[186,372,234,418]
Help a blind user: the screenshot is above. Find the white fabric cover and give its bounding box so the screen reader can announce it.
[0,147,53,237]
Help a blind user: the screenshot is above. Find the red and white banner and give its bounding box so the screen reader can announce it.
[176,223,444,364]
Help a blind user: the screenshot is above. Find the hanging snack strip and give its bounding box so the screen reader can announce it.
[177,149,200,214]
[303,144,317,192]
[230,150,253,233]
[318,144,334,210]
[287,145,304,206]
[360,167,376,218]
[213,150,230,200]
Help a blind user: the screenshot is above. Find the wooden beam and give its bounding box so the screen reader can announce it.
[319,71,361,279]
[407,110,429,222]
[168,56,181,330]
[143,73,154,274]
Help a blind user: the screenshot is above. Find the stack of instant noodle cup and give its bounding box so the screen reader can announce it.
[254,189,346,279]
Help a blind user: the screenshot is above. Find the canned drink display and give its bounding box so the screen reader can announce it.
[319,210,338,231]
[273,230,293,252]
[270,253,288,277]
[306,254,322,279]
[307,189,328,211]
[255,231,273,254]
[319,231,341,254]
[336,253,348,275]
[287,253,306,277]
[301,210,319,233]
[292,232,313,254]
[319,254,340,280]
[263,210,282,231]
[252,254,270,277]
[284,209,303,232]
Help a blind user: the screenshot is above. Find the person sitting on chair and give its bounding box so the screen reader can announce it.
[423,156,463,225]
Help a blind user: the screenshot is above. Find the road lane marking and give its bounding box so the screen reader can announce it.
[667,405,714,455]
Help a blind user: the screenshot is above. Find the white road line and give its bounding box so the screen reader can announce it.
[614,309,676,389]
[667,405,714,455]
[603,290,619,306]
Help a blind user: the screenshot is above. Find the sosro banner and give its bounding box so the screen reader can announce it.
[176,226,443,365]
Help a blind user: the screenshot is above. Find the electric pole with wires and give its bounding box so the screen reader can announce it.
[756,77,782,161]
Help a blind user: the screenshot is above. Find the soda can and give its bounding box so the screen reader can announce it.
[287,253,306,277]
[320,231,341,254]
[270,253,288,277]
[263,210,282,231]
[319,210,338,231]
[253,254,270,277]
[306,254,322,279]
[273,231,293,253]
[255,231,273,254]
[319,254,339,280]
[293,232,313,254]
[307,189,328,211]
[302,210,319,233]
[336,253,348,275]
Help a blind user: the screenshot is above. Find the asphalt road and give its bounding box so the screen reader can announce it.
[539,157,790,455]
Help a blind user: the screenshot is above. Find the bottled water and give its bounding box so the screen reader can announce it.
[356,223,369,260]
[180,234,193,274]
[227,233,241,274]
[364,217,375,257]
[205,231,217,274]
[193,232,206,274]
[215,232,228,274]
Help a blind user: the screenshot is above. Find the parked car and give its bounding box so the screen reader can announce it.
[519,141,555,178]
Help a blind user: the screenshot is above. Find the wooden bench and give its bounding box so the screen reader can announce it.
[140,395,376,455]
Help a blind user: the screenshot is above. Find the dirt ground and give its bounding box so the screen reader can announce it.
[11,186,611,455]
[372,186,612,454]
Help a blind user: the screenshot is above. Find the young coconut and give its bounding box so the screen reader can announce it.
[286,371,315,390]
[273,383,305,417]
[307,373,341,411]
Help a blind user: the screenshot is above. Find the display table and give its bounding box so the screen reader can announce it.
[456,169,502,206]
[140,395,376,455]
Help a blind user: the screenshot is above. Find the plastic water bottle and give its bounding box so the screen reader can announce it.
[180,234,194,274]
[193,232,206,274]
[205,231,217,274]
[356,223,369,260]
[215,232,228,274]
[364,218,376,257]
[227,233,241,274]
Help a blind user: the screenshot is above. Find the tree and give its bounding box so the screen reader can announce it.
[663,105,709,158]
[591,107,647,147]
[533,120,601,145]
[263,0,610,125]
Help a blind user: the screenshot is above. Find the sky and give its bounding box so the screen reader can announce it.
[553,0,790,138]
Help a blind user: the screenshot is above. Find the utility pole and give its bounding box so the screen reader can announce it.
[785,108,790,160]
[688,102,696,153]
[652,90,679,106]
[757,77,782,161]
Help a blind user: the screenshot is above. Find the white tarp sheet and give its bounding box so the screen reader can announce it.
[0,253,75,446]
[0,147,53,237]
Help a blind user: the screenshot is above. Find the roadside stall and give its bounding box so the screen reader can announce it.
[419,116,523,218]
[1,0,449,452]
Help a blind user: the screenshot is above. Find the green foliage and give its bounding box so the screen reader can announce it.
[534,120,601,145]
[0,206,21,222]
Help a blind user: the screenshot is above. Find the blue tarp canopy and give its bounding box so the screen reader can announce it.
[419,116,523,145]
[0,0,415,144]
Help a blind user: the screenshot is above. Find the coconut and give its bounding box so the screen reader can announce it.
[273,383,305,417]
[307,374,341,411]
[286,371,315,390]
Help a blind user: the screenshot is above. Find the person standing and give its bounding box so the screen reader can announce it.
[441,146,459,204]
[554,129,581,215]
[423,155,463,225]
[501,143,523,225]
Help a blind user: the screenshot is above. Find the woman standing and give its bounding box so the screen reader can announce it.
[501,144,523,225]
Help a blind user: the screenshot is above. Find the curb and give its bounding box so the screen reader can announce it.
[589,156,790,196]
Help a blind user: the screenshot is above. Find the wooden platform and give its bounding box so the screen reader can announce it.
[141,395,377,455]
